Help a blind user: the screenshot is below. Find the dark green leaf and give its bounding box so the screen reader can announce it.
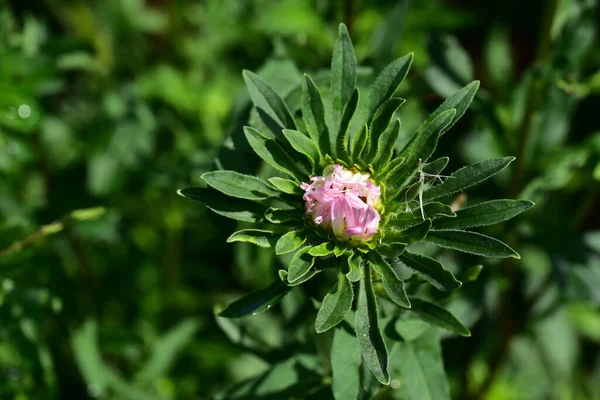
[409,298,470,336]
[433,199,534,230]
[423,157,515,202]
[372,118,401,172]
[201,171,279,200]
[275,230,306,255]
[243,126,307,180]
[331,23,357,130]
[370,253,410,308]
[350,124,368,163]
[283,129,321,168]
[421,157,450,181]
[367,97,405,160]
[227,229,276,248]
[315,270,354,333]
[177,187,265,222]
[287,246,315,283]
[337,88,359,159]
[428,80,479,137]
[243,70,296,131]
[268,177,301,195]
[385,219,432,244]
[219,280,292,318]
[424,230,520,258]
[302,74,329,155]
[392,202,455,223]
[356,263,390,384]
[399,251,461,291]
[331,325,361,400]
[367,53,413,121]
[376,242,408,258]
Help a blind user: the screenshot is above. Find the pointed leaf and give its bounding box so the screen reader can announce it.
[177,187,265,222]
[399,251,461,291]
[356,263,390,384]
[385,219,432,244]
[350,124,368,164]
[429,80,479,137]
[367,53,413,121]
[331,325,362,400]
[409,298,471,337]
[287,246,315,283]
[433,199,534,230]
[424,230,520,258]
[369,254,410,308]
[366,97,405,160]
[202,171,279,200]
[376,242,408,258]
[337,88,359,159]
[347,252,363,282]
[244,126,307,180]
[302,74,329,155]
[315,270,354,333]
[392,202,455,223]
[275,230,306,255]
[282,129,321,168]
[219,280,292,318]
[423,157,515,202]
[227,229,276,248]
[268,177,301,195]
[280,269,321,286]
[331,23,357,130]
[372,118,401,171]
[243,70,296,130]
[421,157,450,182]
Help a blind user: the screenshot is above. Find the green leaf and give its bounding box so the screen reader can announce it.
[227,229,276,248]
[268,177,301,195]
[309,242,335,257]
[391,331,451,400]
[331,325,361,400]
[219,280,292,318]
[331,23,357,131]
[421,157,450,181]
[275,230,306,255]
[265,208,298,224]
[315,270,354,333]
[366,97,405,160]
[391,202,455,223]
[287,246,315,283]
[243,126,307,180]
[376,242,408,259]
[433,199,534,230]
[387,109,456,189]
[385,219,432,244]
[356,263,390,384]
[177,187,265,222]
[135,319,199,382]
[409,298,470,337]
[424,230,520,258]
[367,53,413,121]
[337,88,359,158]
[430,80,480,137]
[370,253,410,308]
[347,252,362,282]
[282,129,321,168]
[279,269,321,286]
[302,74,329,155]
[372,118,401,172]
[243,70,296,131]
[399,251,461,291]
[350,124,368,163]
[423,157,515,202]
[201,171,279,200]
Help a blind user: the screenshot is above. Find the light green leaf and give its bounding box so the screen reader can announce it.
[356,263,390,384]
[265,208,298,224]
[218,280,292,318]
[243,126,307,180]
[282,129,321,168]
[423,157,515,202]
[279,269,321,286]
[227,229,277,248]
[287,246,315,283]
[367,53,413,121]
[409,298,470,337]
[428,80,479,136]
[366,97,405,160]
[399,251,461,291]
[243,70,296,131]
[275,230,306,255]
[433,199,534,230]
[331,23,357,131]
[331,325,361,400]
[268,177,301,195]
[372,118,401,172]
[347,252,362,282]
[370,253,410,308]
[202,171,279,200]
[177,187,265,222]
[337,88,359,159]
[424,230,520,258]
[315,270,354,333]
[350,124,368,163]
[309,242,335,257]
[302,74,329,155]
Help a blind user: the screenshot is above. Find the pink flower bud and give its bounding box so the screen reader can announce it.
[301,165,382,242]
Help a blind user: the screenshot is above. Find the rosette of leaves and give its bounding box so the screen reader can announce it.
[178,24,533,385]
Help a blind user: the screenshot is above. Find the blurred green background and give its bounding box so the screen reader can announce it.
[0,0,599,399]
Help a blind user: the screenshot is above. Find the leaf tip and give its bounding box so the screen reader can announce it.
[338,22,349,36]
